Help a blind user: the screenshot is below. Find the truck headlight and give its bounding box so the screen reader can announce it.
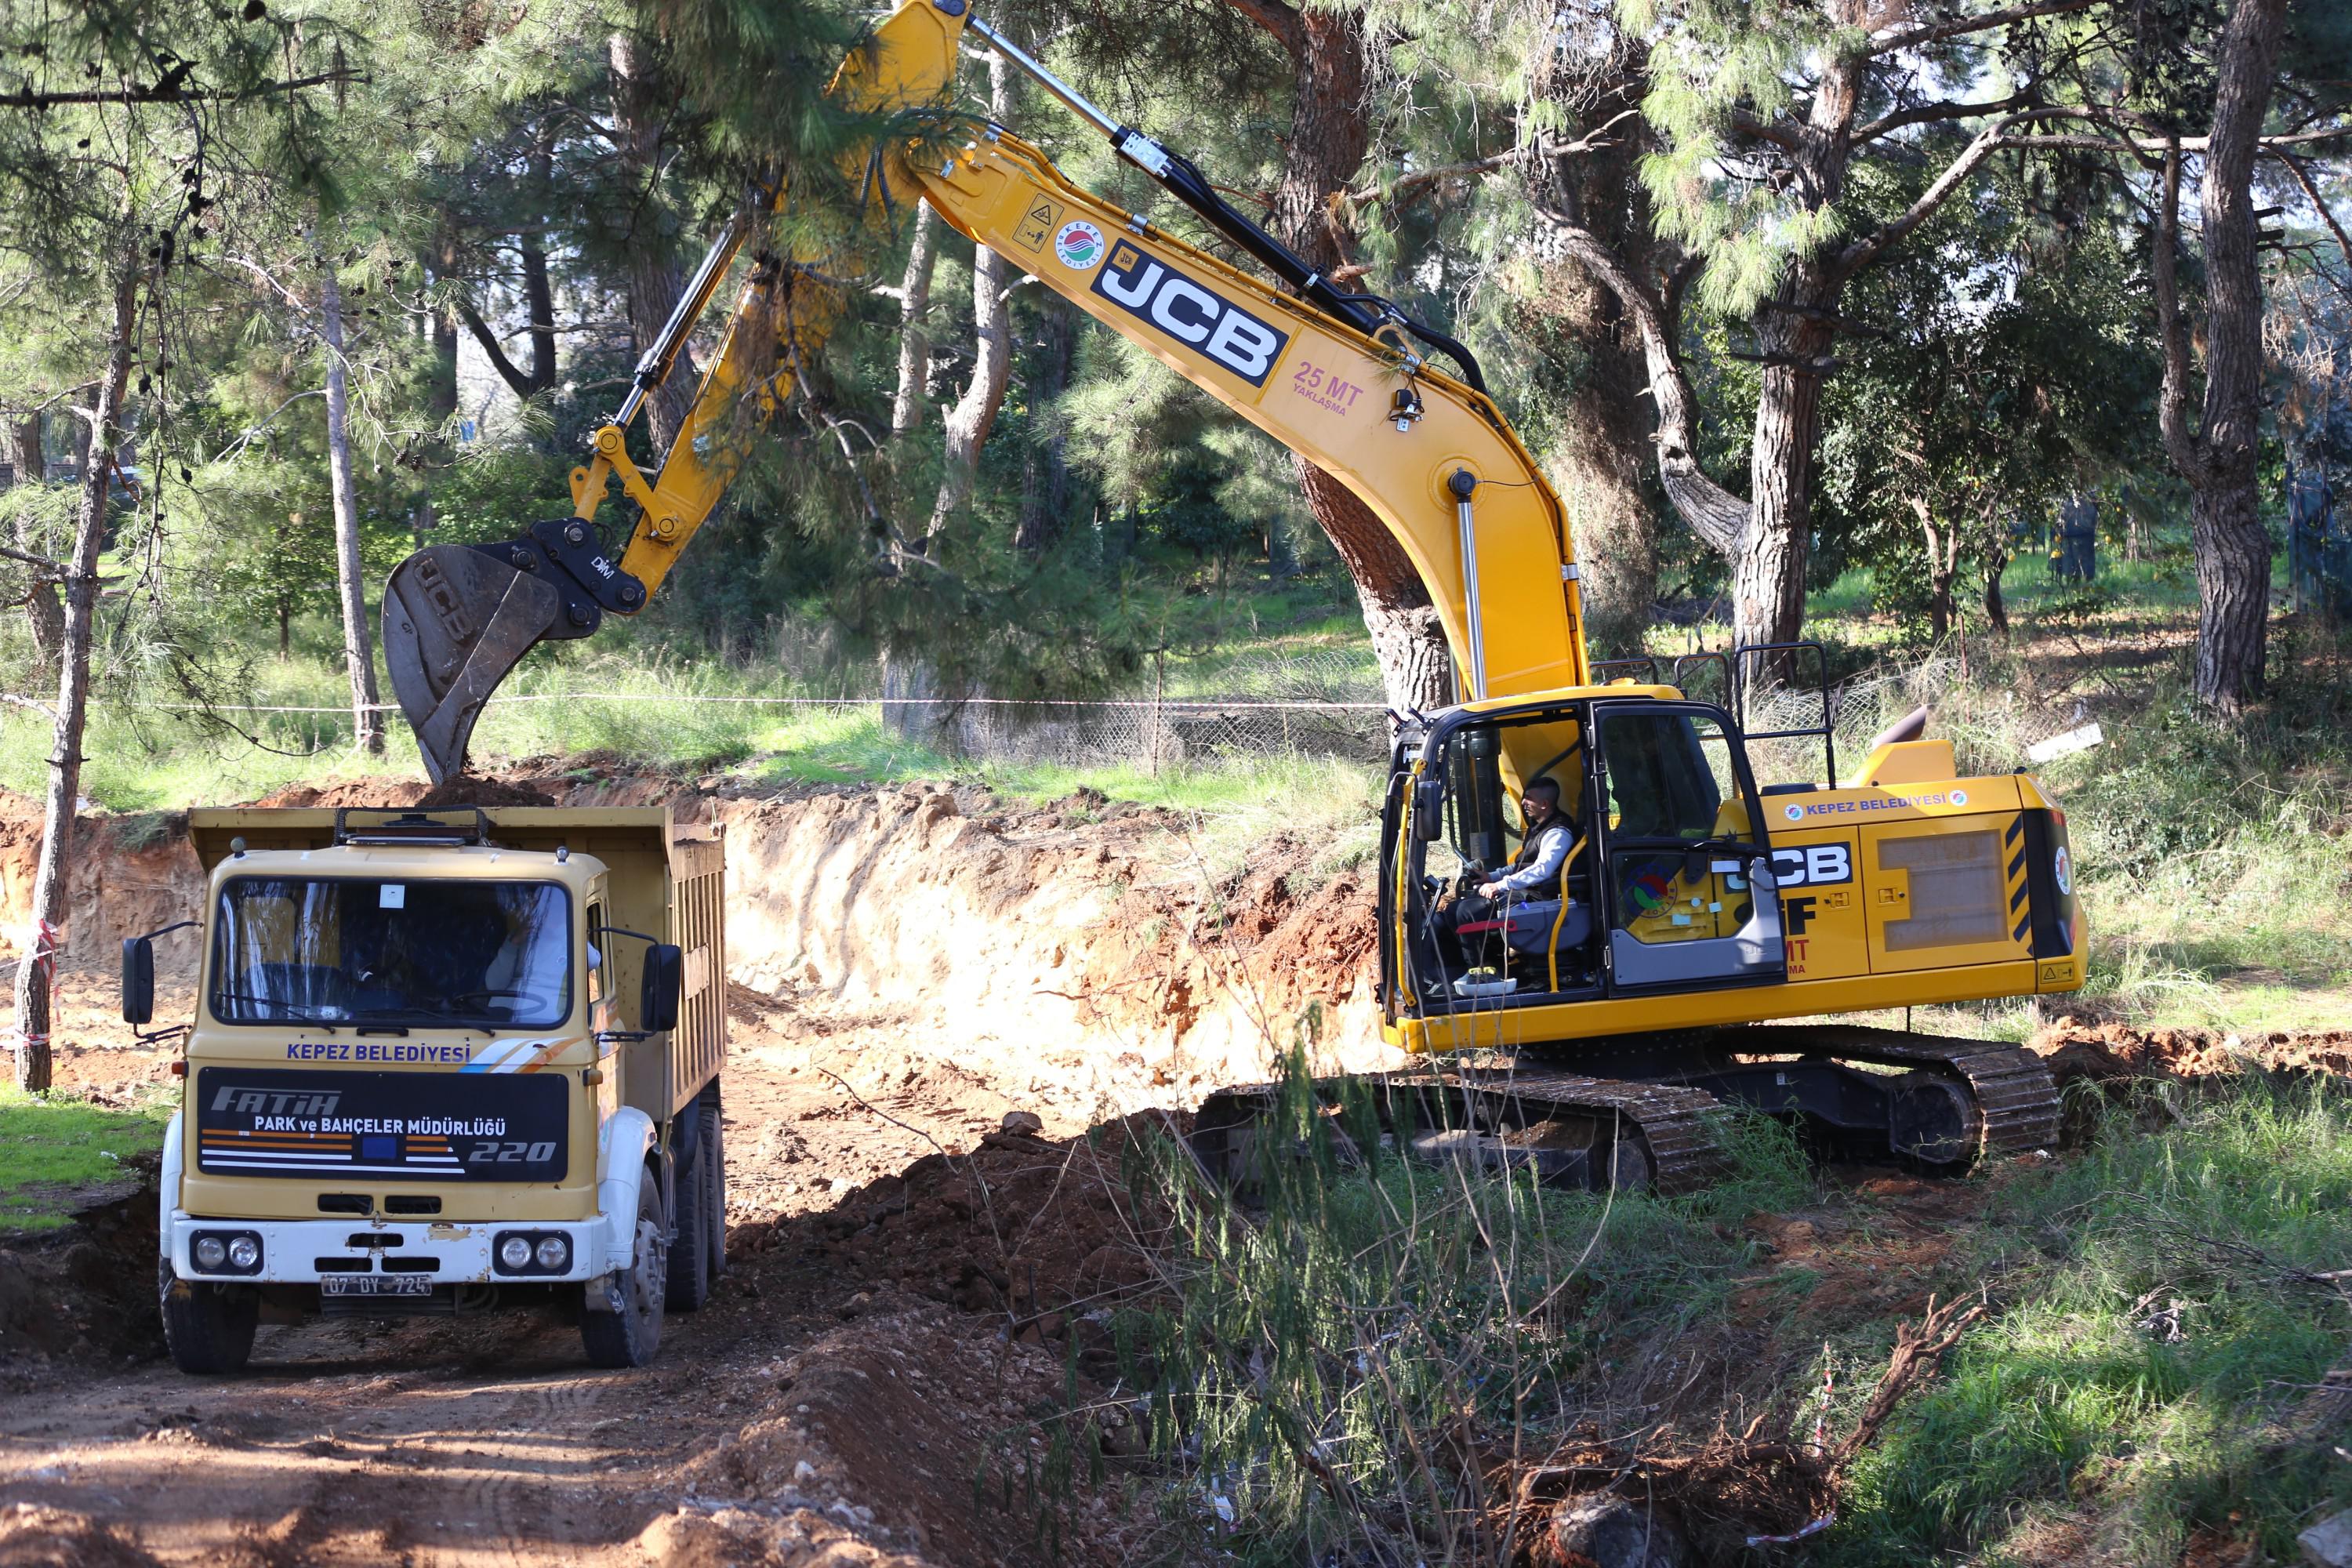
[498,1235,533,1270]
[534,1235,569,1271]
[227,1236,261,1270]
[194,1236,227,1269]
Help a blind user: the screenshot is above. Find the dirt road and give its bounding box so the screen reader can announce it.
[2,984,1153,1568]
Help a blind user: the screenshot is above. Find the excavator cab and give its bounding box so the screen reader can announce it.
[1588,702,1784,992]
[1385,696,1784,1018]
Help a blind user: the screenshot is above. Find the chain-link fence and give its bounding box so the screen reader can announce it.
[880,652,1388,771]
[137,646,2092,782]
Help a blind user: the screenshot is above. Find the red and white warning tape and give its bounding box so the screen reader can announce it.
[1746,1512,1836,1548]
[13,919,59,1058]
[1744,1354,1839,1547]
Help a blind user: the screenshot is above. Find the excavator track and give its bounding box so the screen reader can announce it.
[1189,1025,2060,1197]
[1189,1065,1733,1199]
[1741,1023,2064,1159]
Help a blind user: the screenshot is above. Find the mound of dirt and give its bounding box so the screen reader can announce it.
[0,1176,165,1380]
[0,1505,162,1568]
[637,1507,926,1568]
[249,771,559,810]
[416,774,558,808]
[2033,1018,2352,1084]
[746,1116,1177,1344]
[683,1294,1142,1567]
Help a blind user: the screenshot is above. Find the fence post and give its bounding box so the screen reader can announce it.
[1149,654,1164,777]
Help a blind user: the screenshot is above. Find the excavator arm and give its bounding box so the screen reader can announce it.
[383,0,1590,783]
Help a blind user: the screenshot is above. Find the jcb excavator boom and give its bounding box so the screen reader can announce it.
[382,0,1590,783]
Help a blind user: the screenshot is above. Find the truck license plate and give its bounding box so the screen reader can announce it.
[321,1275,434,1298]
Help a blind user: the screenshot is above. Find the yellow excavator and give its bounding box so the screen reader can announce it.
[381,0,2080,1190]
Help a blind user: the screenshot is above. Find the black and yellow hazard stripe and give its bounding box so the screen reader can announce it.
[2004,815,2031,945]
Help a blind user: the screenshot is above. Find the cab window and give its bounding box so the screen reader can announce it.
[1597,710,1736,841]
[586,900,607,1004]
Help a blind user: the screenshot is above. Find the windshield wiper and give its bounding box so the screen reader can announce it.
[350,1007,494,1038]
[212,993,340,1031]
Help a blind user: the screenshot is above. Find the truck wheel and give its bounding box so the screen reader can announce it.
[704,1101,727,1283]
[665,1103,716,1312]
[701,1105,720,1288]
[581,1174,666,1369]
[158,1258,258,1375]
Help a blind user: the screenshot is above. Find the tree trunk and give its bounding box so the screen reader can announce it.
[608,29,695,451]
[1526,53,1658,657]
[13,259,137,1092]
[1739,279,1839,649]
[891,203,940,441]
[927,54,1016,546]
[2162,0,2287,713]
[1911,499,1955,642]
[5,412,38,484]
[7,410,63,676]
[1232,0,1454,713]
[318,245,387,755]
[424,231,462,426]
[1537,9,1896,657]
[1015,296,1075,556]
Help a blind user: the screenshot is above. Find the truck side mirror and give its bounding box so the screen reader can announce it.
[1413,776,1445,840]
[122,937,155,1026]
[640,944,684,1033]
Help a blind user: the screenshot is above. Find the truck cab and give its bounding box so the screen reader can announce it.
[129,807,728,1374]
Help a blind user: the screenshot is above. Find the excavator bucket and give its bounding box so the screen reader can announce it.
[382,545,564,785]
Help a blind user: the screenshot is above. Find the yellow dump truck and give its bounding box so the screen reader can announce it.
[122,806,727,1373]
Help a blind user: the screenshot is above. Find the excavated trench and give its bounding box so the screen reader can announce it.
[0,773,1400,1568]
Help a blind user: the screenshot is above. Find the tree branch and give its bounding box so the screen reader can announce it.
[1833,114,2020,278]
[1730,111,1802,151]
[1220,0,1304,57]
[452,293,554,398]
[1996,103,2352,151]
[2271,148,2352,274]
[1867,0,2096,58]
[0,544,67,578]
[1857,88,2038,143]
[0,69,364,109]
[1345,150,1515,211]
[1533,208,1749,557]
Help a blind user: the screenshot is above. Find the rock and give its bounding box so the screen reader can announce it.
[2301,1509,2352,1566]
[1000,1110,1044,1136]
[1541,1495,1686,1568]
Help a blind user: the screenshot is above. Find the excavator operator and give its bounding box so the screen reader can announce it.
[1440,779,1576,971]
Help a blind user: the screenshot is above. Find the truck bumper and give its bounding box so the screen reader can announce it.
[165,1211,614,1287]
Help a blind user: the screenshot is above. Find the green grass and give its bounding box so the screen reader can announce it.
[1831,1080,2352,1564]
[1118,1065,1815,1564]
[0,1085,172,1234]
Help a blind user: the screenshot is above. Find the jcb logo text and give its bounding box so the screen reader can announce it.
[1093,245,1289,387]
[1769,844,1851,888]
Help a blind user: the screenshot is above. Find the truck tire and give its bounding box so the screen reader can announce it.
[158,1258,258,1375]
[665,1102,717,1312]
[581,1174,666,1369]
[705,1102,727,1282]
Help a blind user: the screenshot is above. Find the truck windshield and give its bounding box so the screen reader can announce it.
[210,877,572,1029]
